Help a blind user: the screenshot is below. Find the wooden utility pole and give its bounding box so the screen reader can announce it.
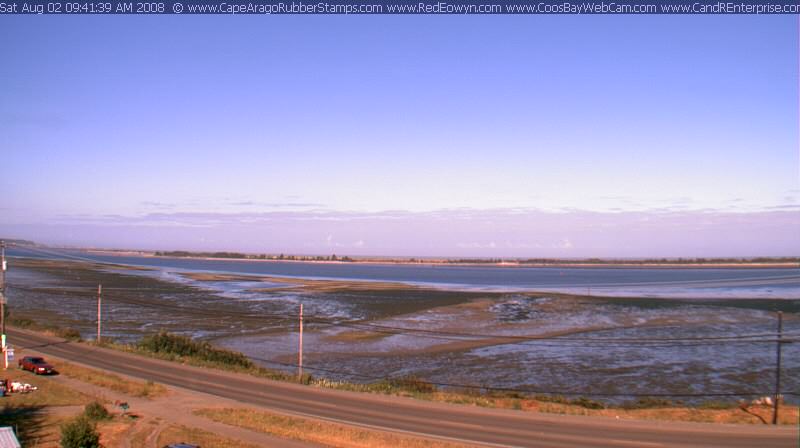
[96,284,102,344]
[298,303,304,381]
[772,311,783,425]
[1,241,5,337]
[1,241,6,369]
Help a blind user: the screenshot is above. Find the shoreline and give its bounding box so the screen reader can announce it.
[10,254,800,299]
[81,249,800,269]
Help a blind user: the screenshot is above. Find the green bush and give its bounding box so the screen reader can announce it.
[56,328,82,342]
[8,317,35,328]
[387,375,436,394]
[621,397,677,409]
[137,331,254,369]
[698,400,736,410]
[83,401,111,421]
[60,416,100,448]
[570,396,605,409]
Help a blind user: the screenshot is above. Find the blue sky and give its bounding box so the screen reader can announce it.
[1,15,798,256]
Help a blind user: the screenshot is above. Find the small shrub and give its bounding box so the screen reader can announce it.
[57,328,82,342]
[570,397,605,410]
[621,397,677,409]
[534,394,569,405]
[83,401,111,421]
[298,373,314,385]
[137,380,157,398]
[9,317,35,328]
[698,400,736,410]
[388,375,436,394]
[60,416,100,448]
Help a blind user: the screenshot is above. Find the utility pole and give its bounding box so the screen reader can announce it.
[298,303,303,381]
[1,241,6,369]
[96,284,102,344]
[772,311,783,425]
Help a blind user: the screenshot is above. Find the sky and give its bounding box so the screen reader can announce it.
[1,15,799,257]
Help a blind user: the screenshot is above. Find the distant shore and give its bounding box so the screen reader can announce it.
[81,248,800,269]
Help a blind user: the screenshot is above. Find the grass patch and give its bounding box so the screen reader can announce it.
[5,369,92,407]
[195,407,473,448]
[57,361,167,399]
[312,375,437,397]
[325,330,388,343]
[620,397,677,410]
[158,424,261,448]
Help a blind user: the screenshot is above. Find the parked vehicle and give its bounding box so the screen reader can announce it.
[18,356,55,375]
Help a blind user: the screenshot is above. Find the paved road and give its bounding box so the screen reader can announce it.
[10,328,797,448]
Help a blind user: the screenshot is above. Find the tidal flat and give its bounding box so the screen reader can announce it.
[7,257,799,404]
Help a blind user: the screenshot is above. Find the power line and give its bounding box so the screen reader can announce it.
[244,354,800,399]
[9,284,797,346]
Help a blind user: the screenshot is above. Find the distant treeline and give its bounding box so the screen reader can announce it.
[0,238,36,246]
[446,257,800,265]
[155,251,354,262]
[153,251,799,265]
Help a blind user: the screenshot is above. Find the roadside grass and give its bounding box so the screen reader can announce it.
[195,407,474,448]
[157,424,262,448]
[57,361,168,399]
[513,397,800,425]
[4,369,93,407]
[309,378,800,425]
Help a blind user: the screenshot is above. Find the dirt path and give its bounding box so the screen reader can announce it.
[39,356,320,448]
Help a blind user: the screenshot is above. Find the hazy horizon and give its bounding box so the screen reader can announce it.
[2,16,798,257]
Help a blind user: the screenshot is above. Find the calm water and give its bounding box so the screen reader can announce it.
[10,247,800,298]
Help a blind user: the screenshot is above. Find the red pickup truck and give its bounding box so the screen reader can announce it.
[18,356,55,375]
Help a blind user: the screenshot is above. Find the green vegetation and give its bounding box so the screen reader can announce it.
[386,375,437,394]
[448,257,800,265]
[155,250,355,262]
[60,416,100,448]
[83,401,111,421]
[697,400,739,410]
[153,249,800,266]
[137,331,255,369]
[621,397,678,409]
